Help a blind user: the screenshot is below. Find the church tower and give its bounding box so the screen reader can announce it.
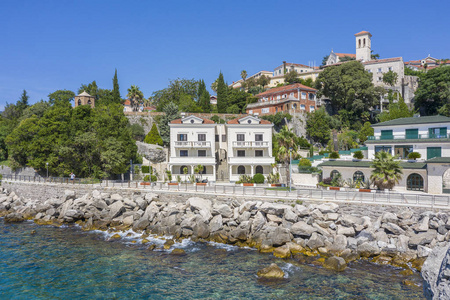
[74,91,95,108]
[355,31,372,62]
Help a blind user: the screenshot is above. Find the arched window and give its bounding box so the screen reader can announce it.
[363,38,366,47]
[201,165,207,174]
[407,173,424,191]
[238,165,245,174]
[87,99,92,105]
[353,171,365,182]
[78,99,81,106]
[180,165,188,174]
[331,170,340,180]
[358,39,361,48]
[293,103,297,109]
[255,165,263,174]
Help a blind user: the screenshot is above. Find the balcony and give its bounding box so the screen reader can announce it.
[169,156,215,164]
[228,156,275,165]
[232,141,270,147]
[367,133,450,141]
[174,141,211,147]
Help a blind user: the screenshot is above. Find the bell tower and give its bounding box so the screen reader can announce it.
[74,91,95,108]
[355,31,372,62]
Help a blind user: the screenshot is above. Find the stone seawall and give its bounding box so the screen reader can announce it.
[1,181,450,275]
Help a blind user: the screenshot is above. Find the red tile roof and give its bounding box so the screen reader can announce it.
[170,116,215,124]
[363,57,403,65]
[256,83,317,98]
[124,99,131,105]
[336,53,356,58]
[355,31,371,36]
[227,117,271,124]
[276,62,312,69]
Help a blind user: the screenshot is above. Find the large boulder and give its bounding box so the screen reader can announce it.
[266,226,291,246]
[291,221,317,237]
[357,242,381,258]
[251,211,266,233]
[422,244,450,300]
[64,190,76,200]
[257,263,285,279]
[409,230,437,248]
[210,215,223,233]
[323,256,347,272]
[214,204,233,218]
[259,202,290,216]
[109,201,125,219]
[187,197,212,221]
[315,203,339,214]
[382,222,405,235]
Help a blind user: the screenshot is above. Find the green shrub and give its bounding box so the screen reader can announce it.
[408,152,421,160]
[353,150,364,160]
[143,175,157,182]
[267,172,280,184]
[329,152,340,159]
[236,174,253,184]
[253,173,265,184]
[141,166,150,173]
[210,115,226,124]
[144,123,163,146]
[298,158,312,167]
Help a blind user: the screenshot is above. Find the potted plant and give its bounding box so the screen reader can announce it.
[353,150,364,161]
[267,172,281,186]
[253,173,265,185]
[407,152,421,161]
[329,152,340,160]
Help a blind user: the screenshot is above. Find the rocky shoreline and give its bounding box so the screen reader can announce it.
[1,187,449,276]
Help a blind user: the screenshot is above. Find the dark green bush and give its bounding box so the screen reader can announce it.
[253,173,265,184]
[329,152,340,159]
[353,150,364,160]
[144,123,163,146]
[143,175,157,182]
[298,158,312,167]
[142,166,150,173]
[408,152,421,160]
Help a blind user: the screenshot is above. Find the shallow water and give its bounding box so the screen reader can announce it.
[0,221,424,299]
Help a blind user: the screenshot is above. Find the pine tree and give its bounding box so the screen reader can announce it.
[144,123,163,146]
[216,72,227,113]
[17,90,29,112]
[112,69,121,103]
[159,102,180,145]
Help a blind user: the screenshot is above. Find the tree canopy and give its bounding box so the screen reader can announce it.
[414,66,450,115]
[382,70,398,86]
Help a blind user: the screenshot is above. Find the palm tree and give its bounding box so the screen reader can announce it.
[127,85,144,112]
[240,70,247,90]
[370,151,403,190]
[274,126,299,186]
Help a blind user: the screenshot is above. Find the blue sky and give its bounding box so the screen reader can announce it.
[1,0,449,110]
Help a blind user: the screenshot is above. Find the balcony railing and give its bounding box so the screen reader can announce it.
[174,141,211,147]
[367,134,450,141]
[233,141,270,147]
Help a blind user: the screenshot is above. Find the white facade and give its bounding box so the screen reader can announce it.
[366,116,450,160]
[168,116,217,182]
[226,116,275,181]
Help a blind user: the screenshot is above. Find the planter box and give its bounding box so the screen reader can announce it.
[243,183,254,187]
[196,183,207,186]
[140,182,151,186]
[270,184,282,187]
[168,183,179,186]
[359,188,371,193]
[329,186,340,191]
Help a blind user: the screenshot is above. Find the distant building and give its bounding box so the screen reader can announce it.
[210,95,217,106]
[405,55,450,71]
[326,51,356,65]
[246,83,317,115]
[123,99,133,112]
[74,91,95,108]
[230,71,273,89]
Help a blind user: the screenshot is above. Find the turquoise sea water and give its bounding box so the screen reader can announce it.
[0,220,424,299]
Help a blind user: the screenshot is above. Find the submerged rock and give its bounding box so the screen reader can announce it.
[323,256,347,272]
[257,263,284,279]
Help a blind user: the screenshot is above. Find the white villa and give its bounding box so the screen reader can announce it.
[320,115,450,194]
[168,115,275,182]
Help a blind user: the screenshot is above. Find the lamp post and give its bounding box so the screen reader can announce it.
[289,148,292,192]
[130,159,133,181]
[46,162,49,178]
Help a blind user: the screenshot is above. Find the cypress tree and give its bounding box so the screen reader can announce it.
[112,69,121,103]
[216,72,227,113]
[197,79,211,112]
[144,123,163,146]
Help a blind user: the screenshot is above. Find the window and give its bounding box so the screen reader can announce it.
[277,95,281,100]
[255,165,263,174]
[353,171,365,183]
[300,104,305,110]
[180,150,188,157]
[238,165,246,174]
[255,150,263,157]
[388,67,393,71]
[395,145,413,159]
[309,93,315,100]
[368,69,372,73]
[180,166,188,174]
[255,134,263,141]
[237,150,245,157]
[331,170,340,180]
[215,135,219,142]
[78,100,81,105]
[301,92,307,99]
[198,150,206,157]
[290,92,294,97]
[222,134,226,142]
[378,68,382,73]
[87,100,92,105]
[237,134,245,141]
[198,134,206,141]
[310,106,315,112]
[283,94,287,98]
[375,146,392,154]
[178,134,188,141]
[380,130,393,140]
[378,77,382,81]
[201,165,207,174]
[261,108,269,114]
[429,127,447,138]
[427,147,442,160]
[405,128,419,139]
[407,173,424,191]
[293,103,297,109]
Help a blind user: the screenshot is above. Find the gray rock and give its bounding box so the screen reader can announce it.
[382,222,405,235]
[398,209,414,220]
[64,209,83,220]
[266,214,283,224]
[337,225,355,237]
[357,241,381,258]
[315,203,339,214]
[187,197,212,221]
[266,226,291,246]
[122,215,134,226]
[415,216,430,232]
[259,202,290,215]
[381,212,398,224]
[251,211,266,233]
[326,213,339,221]
[294,204,309,217]
[109,201,125,219]
[438,225,448,235]
[135,198,147,211]
[132,217,150,231]
[396,235,410,252]
[210,215,223,232]
[310,209,324,220]
[238,211,251,223]
[409,230,437,248]
[339,214,361,227]
[328,234,347,253]
[239,201,257,214]
[214,204,233,218]
[64,190,76,200]
[422,244,450,300]
[374,231,389,243]
[291,221,317,237]
[306,232,325,249]
[136,141,166,163]
[111,194,123,202]
[284,209,298,223]
[418,245,433,258]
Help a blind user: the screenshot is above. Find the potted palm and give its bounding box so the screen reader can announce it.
[407,152,421,162]
[353,150,364,161]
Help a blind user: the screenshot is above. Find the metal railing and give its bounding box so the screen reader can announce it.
[3,174,450,209]
[233,141,270,147]
[174,141,211,147]
[367,134,450,141]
